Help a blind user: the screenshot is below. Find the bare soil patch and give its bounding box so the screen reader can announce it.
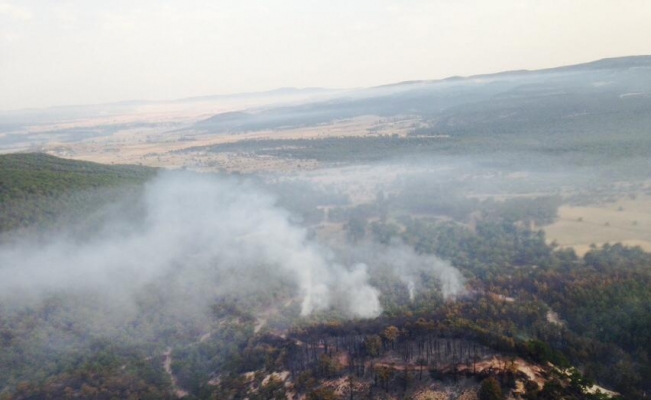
[544,195,651,255]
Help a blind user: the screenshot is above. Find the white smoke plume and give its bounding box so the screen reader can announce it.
[386,244,466,300]
[335,242,466,302]
[0,172,382,319]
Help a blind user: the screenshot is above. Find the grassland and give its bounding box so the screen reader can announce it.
[544,194,651,255]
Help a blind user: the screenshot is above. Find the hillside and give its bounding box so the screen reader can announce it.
[195,56,651,136]
[0,153,156,235]
[0,155,650,399]
[1,54,651,398]
[4,0,651,397]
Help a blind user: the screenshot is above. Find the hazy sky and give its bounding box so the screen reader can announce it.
[1,0,650,110]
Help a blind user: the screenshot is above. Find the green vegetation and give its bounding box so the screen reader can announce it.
[0,153,156,235]
[1,153,650,399]
[479,377,503,400]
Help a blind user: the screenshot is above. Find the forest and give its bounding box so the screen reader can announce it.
[1,153,650,399]
[0,153,155,237]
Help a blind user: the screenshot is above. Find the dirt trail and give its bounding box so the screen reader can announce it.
[254,317,267,333]
[163,348,189,398]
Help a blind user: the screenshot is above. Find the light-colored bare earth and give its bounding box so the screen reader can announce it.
[40,115,418,173]
[413,389,478,400]
[261,371,290,386]
[586,384,620,397]
[455,356,546,389]
[163,348,189,398]
[254,318,267,334]
[320,376,369,399]
[488,293,516,303]
[546,310,564,326]
[544,195,651,256]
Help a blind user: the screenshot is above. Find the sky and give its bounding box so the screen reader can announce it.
[1,0,651,110]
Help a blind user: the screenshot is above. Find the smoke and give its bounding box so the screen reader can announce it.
[387,246,466,301]
[335,242,466,303]
[0,171,382,320]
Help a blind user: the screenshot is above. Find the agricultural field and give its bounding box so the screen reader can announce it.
[545,193,651,255]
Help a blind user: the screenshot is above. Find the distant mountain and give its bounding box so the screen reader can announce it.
[549,55,651,72]
[196,55,651,137]
[0,87,339,132]
[176,87,336,103]
[382,55,651,88]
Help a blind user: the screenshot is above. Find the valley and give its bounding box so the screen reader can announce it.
[1,56,651,400]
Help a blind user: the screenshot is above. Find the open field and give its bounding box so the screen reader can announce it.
[11,102,651,257]
[40,115,416,173]
[544,194,651,255]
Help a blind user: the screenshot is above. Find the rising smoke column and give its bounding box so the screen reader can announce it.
[335,242,466,303]
[0,172,382,319]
